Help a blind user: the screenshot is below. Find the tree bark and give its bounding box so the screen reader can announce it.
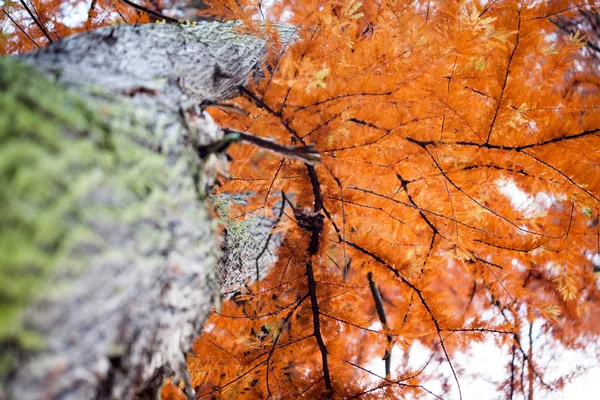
[0,21,293,400]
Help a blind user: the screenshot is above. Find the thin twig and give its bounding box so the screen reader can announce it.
[1,8,39,48]
[85,0,97,29]
[224,128,321,165]
[18,0,52,43]
[119,0,213,23]
[253,192,287,282]
[119,0,180,23]
[367,272,394,378]
[306,259,332,392]
[549,17,600,55]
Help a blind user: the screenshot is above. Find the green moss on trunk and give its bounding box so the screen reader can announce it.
[0,58,171,360]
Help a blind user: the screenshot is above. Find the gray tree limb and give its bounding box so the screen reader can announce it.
[1,21,294,400]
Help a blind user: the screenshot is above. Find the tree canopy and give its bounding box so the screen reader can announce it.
[3,0,600,399]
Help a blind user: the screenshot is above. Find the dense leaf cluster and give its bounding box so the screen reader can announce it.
[192,1,600,398]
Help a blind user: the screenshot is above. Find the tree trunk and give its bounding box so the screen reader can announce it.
[0,21,293,400]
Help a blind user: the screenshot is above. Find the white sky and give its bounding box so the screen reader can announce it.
[363,334,600,399]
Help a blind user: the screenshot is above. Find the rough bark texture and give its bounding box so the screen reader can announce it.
[1,21,293,400]
[213,193,284,298]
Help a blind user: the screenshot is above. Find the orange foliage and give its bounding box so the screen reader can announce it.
[4,0,600,398]
[0,0,147,54]
[189,0,600,398]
